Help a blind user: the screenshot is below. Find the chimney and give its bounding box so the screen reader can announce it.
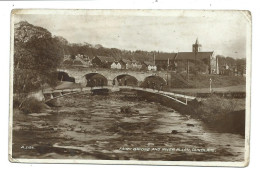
[153,53,155,65]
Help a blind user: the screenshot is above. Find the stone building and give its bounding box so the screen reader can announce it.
[155,52,177,71]
[91,56,115,68]
[174,39,218,74]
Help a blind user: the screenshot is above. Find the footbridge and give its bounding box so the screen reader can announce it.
[43,86,196,105]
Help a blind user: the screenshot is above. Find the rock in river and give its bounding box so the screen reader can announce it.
[120,106,139,114]
[171,130,178,134]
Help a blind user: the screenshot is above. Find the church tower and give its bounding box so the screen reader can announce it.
[192,38,202,53]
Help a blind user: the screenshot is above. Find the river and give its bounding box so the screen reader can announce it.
[12,93,245,161]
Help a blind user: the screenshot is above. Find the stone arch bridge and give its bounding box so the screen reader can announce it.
[42,68,195,106]
[57,68,171,87]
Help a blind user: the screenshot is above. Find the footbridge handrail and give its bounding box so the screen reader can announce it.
[42,85,196,105]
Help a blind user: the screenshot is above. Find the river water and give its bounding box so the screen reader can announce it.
[12,93,245,161]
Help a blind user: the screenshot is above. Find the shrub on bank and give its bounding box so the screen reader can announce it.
[20,97,46,114]
[195,95,237,123]
[192,95,245,135]
[196,96,236,122]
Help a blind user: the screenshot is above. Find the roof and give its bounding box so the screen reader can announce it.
[73,59,83,65]
[121,58,131,63]
[121,59,131,64]
[130,59,142,64]
[111,61,123,65]
[95,56,115,63]
[175,52,213,60]
[143,61,156,66]
[155,53,177,61]
[119,60,127,65]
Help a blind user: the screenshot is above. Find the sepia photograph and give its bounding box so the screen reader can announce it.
[9,9,251,166]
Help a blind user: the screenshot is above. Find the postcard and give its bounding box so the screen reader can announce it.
[9,9,251,166]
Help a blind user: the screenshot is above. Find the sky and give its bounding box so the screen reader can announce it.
[13,10,251,59]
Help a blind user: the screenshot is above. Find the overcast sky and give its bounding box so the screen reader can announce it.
[14,10,250,59]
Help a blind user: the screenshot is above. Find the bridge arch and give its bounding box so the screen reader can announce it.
[58,71,75,83]
[113,74,138,86]
[142,75,167,89]
[84,73,108,87]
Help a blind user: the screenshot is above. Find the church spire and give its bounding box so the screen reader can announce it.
[195,38,199,44]
[192,38,202,53]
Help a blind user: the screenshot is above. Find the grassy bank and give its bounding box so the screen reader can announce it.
[171,73,246,89]
[189,95,245,135]
[169,85,246,96]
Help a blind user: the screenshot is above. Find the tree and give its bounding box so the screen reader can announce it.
[14,21,64,95]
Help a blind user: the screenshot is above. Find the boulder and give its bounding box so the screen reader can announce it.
[120,106,139,114]
[171,130,178,134]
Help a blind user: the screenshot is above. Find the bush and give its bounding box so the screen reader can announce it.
[191,95,245,135]
[20,97,46,114]
[195,95,237,123]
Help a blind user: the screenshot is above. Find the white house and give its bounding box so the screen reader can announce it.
[116,62,122,69]
[111,61,123,69]
[111,62,117,69]
[148,65,157,71]
[143,61,157,71]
